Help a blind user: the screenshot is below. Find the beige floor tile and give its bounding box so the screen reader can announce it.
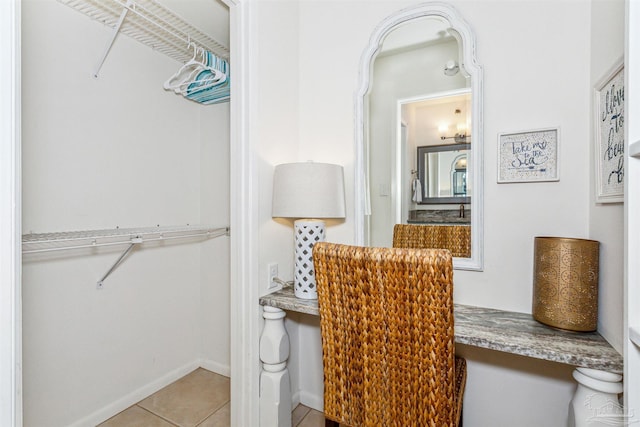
[138,368,230,427]
[291,404,311,426]
[98,405,175,427]
[297,409,326,427]
[197,401,230,427]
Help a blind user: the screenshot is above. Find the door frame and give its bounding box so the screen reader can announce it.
[1,0,22,426]
[225,0,261,425]
[624,0,640,419]
[1,0,261,425]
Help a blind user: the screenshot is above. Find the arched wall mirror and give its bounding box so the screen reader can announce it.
[354,2,483,270]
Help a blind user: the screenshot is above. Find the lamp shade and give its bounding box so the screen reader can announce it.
[272,162,346,219]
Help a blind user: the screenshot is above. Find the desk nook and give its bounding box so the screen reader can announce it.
[259,286,623,427]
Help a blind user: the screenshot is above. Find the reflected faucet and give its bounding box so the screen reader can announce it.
[459,204,465,218]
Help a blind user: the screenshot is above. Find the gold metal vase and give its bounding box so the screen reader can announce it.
[532,237,599,332]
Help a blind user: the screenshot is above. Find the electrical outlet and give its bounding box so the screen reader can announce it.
[267,263,279,289]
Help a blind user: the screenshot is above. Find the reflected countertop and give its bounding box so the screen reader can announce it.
[409,209,471,224]
[407,218,471,224]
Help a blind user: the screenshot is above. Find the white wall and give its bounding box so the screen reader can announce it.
[253,1,624,426]
[21,0,229,425]
[200,104,231,375]
[254,0,300,292]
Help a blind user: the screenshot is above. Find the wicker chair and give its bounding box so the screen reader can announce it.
[392,223,471,258]
[392,223,468,426]
[313,242,465,427]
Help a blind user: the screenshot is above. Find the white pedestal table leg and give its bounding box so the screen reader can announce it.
[568,367,624,427]
[260,306,292,427]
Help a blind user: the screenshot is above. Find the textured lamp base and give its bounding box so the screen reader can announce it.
[294,219,325,299]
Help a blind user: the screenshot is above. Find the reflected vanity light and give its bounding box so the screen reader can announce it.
[438,124,450,138]
[441,125,468,143]
[441,110,469,143]
[440,133,469,143]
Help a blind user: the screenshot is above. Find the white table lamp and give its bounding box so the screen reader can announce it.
[272,162,346,299]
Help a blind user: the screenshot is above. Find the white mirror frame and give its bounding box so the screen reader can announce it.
[354,1,484,270]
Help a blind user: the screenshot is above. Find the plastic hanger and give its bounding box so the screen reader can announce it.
[163,43,224,93]
[164,43,230,104]
[179,51,227,95]
[183,52,230,104]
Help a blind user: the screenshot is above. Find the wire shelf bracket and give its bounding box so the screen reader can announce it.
[93,0,131,78]
[96,240,138,289]
[23,225,230,288]
[58,0,230,78]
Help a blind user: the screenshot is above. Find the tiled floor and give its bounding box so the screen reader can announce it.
[98,368,325,427]
[291,404,326,427]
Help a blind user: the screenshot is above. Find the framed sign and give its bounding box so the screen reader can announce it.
[498,128,559,183]
[594,60,624,203]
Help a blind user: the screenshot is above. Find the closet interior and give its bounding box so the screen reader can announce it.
[21,0,231,425]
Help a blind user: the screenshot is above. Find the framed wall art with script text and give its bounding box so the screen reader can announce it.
[498,127,560,183]
[594,59,624,203]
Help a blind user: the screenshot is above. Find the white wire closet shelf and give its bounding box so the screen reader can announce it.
[22,224,229,254]
[58,0,230,76]
[23,225,230,288]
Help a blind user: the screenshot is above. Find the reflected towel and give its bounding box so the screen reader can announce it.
[412,178,422,203]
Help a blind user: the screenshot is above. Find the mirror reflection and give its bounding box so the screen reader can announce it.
[452,156,468,196]
[417,143,471,202]
[368,17,469,242]
[357,3,483,270]
[406,91,472,205]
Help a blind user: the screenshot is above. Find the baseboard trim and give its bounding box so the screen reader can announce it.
[68,358,231,427]
[291,390,301,410]
[299,390,323,412]
[68,360,201,427]
[199,358,231,377]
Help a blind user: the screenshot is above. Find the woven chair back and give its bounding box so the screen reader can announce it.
[313,242,456,427]
[392,224,471,258]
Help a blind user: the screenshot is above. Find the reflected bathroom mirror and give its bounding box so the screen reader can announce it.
[407,90,471,205]
[354,3,483,270]
[418,142,471,203]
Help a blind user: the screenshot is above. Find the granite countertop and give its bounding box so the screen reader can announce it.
[407,219,471,224]
[259,286,623,373]
[260,286,321,316]
[408,209,471,224]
